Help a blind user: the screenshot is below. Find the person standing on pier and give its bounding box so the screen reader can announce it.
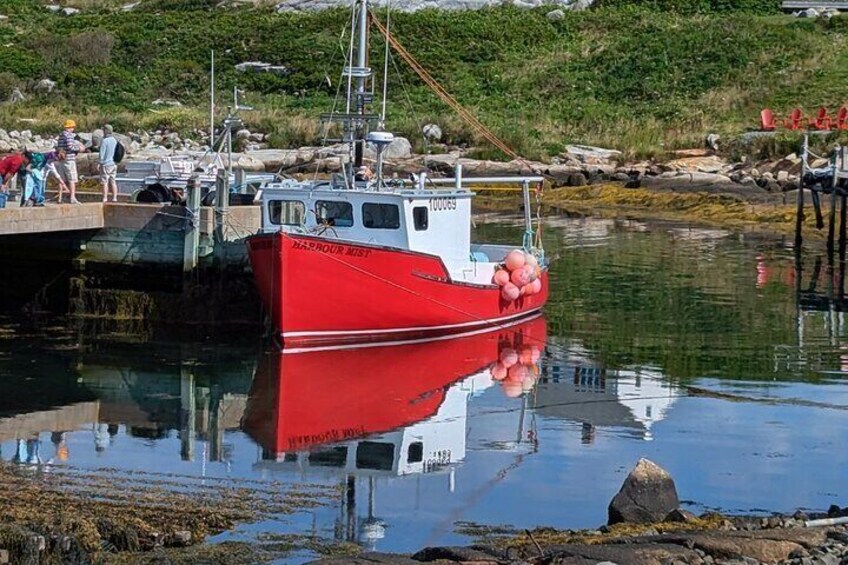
[56,119,82,204]
[99,124,118,203]
[0,151,29,189]
[0,151,30,207]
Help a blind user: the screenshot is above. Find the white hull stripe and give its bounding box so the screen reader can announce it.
[282,313,543,354]
[282,309,542,338]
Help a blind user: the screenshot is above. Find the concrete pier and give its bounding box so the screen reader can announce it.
[0,203,105,236]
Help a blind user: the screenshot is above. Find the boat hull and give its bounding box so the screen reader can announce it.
[246,232,549,347]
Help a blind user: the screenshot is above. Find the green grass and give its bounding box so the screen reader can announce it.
[0,0,845,160]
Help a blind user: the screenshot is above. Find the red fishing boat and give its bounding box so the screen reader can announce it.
[245,0,548,347]
[241,315,547,470]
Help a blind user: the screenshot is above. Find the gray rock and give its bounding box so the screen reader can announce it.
[412,546,501,562]
[546,8,564,20]
[665,508,698,523]
[121,2,140,10]
[7,88,25,103]
[152,98,183,107]
[706,133,720,151]
[563,144,621,163]
[45,4,61,12]
[61,6,80,15]
[382,136,412,159]
[0,140,11,153]
[568,172,588,186]
[608,458,679,525]
[422,123,442,141]
[236,129,251,140]
[34,78,56,93]
[235,61,289,75]
[8,130,19,139]
[91,128,104,148]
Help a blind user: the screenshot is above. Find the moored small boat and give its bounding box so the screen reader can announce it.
[245,0,549,347]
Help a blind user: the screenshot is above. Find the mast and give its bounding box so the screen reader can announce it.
[353,0,370,169]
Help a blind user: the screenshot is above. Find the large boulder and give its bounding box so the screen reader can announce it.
[608,458,679,525]
[382,136,412,160]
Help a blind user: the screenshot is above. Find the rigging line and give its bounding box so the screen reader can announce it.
[292,235,550,348]
[388,50,429,155]
[371,15,531,168]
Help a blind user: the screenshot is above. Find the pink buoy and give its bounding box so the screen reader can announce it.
[530,346,541,364]
[501,283,520,301]
[523,264,537,283]
[490,362,508,381]
[507,364,529,383]
[522,376,536,392]
[510,268,530,288]
[505,250,526,271]
[492,269,510,287]
[502,380,523,398]
[519,347,534,365]
[525,253,539,270]
[499,348,518,368]
[528,278,542,296]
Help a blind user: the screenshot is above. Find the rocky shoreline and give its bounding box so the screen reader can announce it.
[1,456,845,565]
[0,127,806,203]
[308,519,848,565]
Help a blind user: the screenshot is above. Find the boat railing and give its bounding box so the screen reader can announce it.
[424,166,544,253]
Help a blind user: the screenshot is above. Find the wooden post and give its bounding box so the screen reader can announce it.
[183,175,200,274]
[795,134,809,251]
[840,191,847,261]
[214,168,229,249]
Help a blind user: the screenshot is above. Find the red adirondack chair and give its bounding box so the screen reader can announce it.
[809,106,832,130]
[784,108,805,130]
[837,106,848,130]
[760,108,776,131]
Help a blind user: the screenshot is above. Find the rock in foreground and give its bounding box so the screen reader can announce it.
[608,458,679,525]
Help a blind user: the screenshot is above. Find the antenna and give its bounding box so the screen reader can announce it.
[210,50,215,149]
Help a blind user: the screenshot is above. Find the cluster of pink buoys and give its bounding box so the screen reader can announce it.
[492,250,543,301]
[490,344,542,398]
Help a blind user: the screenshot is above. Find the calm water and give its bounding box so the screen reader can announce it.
[1,216,847,557]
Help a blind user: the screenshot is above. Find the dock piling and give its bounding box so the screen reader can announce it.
[182,175,201,274]
[794,134,809,251]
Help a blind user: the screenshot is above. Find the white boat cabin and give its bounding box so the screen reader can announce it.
[259,176,519,285]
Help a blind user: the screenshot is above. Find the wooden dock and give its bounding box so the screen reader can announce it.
[0,202,261,267]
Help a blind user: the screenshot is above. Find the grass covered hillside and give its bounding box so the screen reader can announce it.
[0,0,846,159]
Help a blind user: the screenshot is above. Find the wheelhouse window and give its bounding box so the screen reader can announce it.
[268,200,305,226]
[413,206,428,231]
[362,203,400,229]
[315,200,354,227]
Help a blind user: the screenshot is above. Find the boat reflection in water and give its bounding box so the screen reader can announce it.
[242,315,547,547]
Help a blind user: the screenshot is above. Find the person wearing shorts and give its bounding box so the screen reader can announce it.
[99,124,118,202]
[56,119,82,204]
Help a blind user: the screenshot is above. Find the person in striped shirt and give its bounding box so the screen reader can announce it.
[56,119,83,204]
